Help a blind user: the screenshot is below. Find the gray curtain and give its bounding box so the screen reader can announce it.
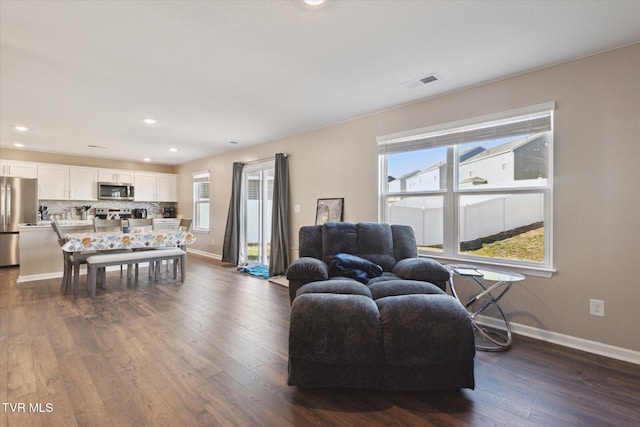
[222,162,244,266]
[269,153,290,276]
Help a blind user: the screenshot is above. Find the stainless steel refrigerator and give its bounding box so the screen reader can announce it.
[0,177,38,266]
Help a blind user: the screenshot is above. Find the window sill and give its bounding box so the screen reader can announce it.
[192,228,209,234]
[423,254,555,278]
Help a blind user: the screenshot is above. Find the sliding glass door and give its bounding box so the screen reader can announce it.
[242,162,274,266]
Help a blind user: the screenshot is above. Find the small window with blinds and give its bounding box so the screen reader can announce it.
[193,171,210,232]
[378,103,554,272]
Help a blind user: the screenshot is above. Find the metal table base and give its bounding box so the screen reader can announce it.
[448,265,525,352]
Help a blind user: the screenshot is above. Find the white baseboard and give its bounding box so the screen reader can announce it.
[186,248,221,260]
[17,272,63,283]
[476,315,640,365]
[18,265,133,284]
[19,250,221,283]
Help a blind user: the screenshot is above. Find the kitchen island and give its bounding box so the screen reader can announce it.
[18,220,94,283]
[17,218,183,283]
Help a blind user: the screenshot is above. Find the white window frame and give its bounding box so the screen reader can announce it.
[378,103,555,277]
[240,160,275,266]
[193,170,210,232]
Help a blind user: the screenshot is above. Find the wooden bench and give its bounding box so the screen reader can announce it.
[86,248,186,297]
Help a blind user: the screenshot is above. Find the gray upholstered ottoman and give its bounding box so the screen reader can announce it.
[288,278,475,390]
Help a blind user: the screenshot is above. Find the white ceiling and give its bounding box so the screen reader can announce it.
[1,1,639,166]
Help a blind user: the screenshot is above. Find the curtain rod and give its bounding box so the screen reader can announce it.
[243,153,287,166]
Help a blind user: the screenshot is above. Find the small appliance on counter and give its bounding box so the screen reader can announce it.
[95,208,132,220]
[75,205,91,220]
[163,207,176,218]
[132,208,147,219]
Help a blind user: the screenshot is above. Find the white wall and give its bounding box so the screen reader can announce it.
[178,44,640,355]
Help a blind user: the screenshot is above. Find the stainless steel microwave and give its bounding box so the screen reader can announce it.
[98,182,135,201]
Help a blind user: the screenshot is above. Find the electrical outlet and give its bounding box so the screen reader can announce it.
[589,299,604,317]
[211,238,215,245]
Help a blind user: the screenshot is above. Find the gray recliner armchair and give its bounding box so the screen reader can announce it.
[286,221,452,302]
[285,222,475,390]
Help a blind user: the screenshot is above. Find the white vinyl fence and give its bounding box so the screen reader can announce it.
[246,200,273,243]
[389,193,543,246]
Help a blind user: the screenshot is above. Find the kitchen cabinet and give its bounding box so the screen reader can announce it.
[98,169,134,184]
[134,172,178,202]
[37,164,98,200]
[0,160,38,178]
[69,166,98,200]
[37,164,69,200]
[157,173,178,202]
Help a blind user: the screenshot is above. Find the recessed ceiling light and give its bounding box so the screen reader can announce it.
[15,125,29,132]
[143,157,151,162]
[143,118,157,125]
[13,143,24,147]
[169,147,178,152]
[304,0,325,5]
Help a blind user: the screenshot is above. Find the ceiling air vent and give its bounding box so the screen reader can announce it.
[88,144,107,149]
[402,73,441,89]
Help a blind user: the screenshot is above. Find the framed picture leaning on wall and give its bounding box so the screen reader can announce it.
[315,198,344,225]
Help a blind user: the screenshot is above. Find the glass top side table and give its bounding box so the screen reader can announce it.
[448,265,525,351]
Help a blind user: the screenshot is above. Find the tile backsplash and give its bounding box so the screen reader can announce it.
[39,200,177,220]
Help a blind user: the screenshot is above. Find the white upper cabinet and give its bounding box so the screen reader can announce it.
[156,173,178,202]
[26,161,172,201]
[37,164,98,200]
[0,160,38,178]
[134,172,156,201]
[98,169,134,184]
[37,164,69,200]
[69,166,98,200]
[134,172,178,202]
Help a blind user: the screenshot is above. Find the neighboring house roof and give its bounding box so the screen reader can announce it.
[394,133,545,183]
[419,159,447,174]
[410,145,484,179]
[394,170,421,181]
[461,133,545,165]
[460,146,485,162]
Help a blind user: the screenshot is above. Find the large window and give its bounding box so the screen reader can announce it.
[193,171,210,232]
[378,103,554,273]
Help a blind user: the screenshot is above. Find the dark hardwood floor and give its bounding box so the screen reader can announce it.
[1,254,639,427]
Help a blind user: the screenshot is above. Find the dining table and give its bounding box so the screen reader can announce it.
[60,229,196,294]
[61,229,196,252]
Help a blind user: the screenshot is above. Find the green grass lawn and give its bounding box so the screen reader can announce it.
[246,243,269,261]
[248,227,544,263]
[419,227,544,262]
[462,227,544,262]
